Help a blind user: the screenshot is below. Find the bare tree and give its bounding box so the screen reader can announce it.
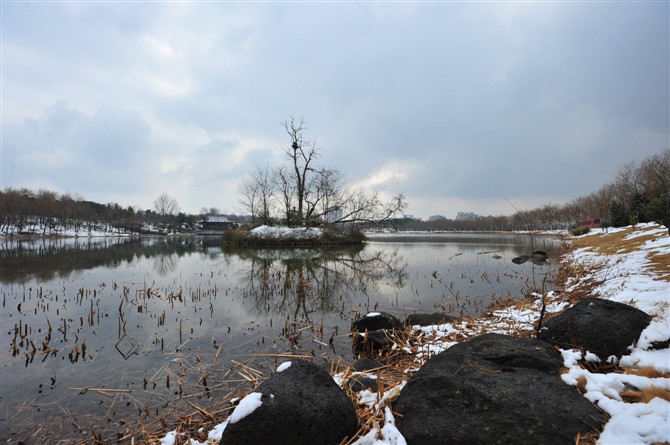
[238,166,275,225]
[237,117,407,229]
[281,117,320,226]
[639,150,670,197]
[330,190,407,225]
[274,165,296,225]
[153,194,180,226]
[304,168,344,225]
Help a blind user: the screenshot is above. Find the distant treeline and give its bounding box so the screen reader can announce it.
[1,149,668,235]
[370,149,670,233]
[0,189,247,236]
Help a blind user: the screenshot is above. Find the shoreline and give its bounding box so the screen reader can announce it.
[152,223,668,444]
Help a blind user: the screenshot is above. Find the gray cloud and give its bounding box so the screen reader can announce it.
[2,2,667,218]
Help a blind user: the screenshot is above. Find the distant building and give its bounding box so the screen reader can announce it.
[428,215,448,221]
[197,215,238,233]
[456,212,480,221]
[324,206,343,223]
[576,218,602,228]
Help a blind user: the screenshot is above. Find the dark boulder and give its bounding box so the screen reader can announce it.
[351,311,403,332]
[512,254,529,264]
[394,333,606,445]
[513,251,548,265]
[353,329,397,355]
[346,375,378,393]
[404,312,457,327]
[351,358,382,372]
[538,298,652,360]
[531,250,548,261]
[345,359,382,393]
[351,312,403,355]
[220,359,358,445]
[531,250,549,264]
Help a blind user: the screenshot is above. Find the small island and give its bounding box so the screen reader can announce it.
[222,224,366,246]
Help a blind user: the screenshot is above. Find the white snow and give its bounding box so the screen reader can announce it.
[351,407,407,445]
[249,225,324,240]
[276,361,292,372]
[228,392,263,424]
[160,223,669,445]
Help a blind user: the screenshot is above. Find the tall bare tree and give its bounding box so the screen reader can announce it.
[153,193,180,226]
[281,117,319,226]
[274,165,296,225]
[237,117,407,229]
[238,166,275,225]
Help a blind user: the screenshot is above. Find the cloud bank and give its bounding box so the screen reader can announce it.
[2,2,667,218]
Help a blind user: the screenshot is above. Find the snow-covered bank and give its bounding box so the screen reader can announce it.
[0,222,160,238]
[223,224,365,246]
[160,223,669,445]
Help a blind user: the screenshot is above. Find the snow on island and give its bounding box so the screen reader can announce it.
[224,224,365,246]
[250,225,324,240]
[161,223,669,445]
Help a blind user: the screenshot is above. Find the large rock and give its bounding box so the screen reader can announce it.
[346,358,382,393]
[351,311,403,332]
[404,312,457,327]
[351,312,403,355]
[538,298,652,360]
[351,358,382,372]
[220,359,358,445]
[393,333,606,445]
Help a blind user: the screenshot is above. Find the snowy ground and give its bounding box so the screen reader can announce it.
[160,223,669,445]
[248,225,324,240]
[0,223,160,237]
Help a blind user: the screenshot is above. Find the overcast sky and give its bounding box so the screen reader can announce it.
[2,2,668,219]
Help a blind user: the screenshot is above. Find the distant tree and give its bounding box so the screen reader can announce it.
[274,164,296,225]
[153,193,180,227]
[645,192,670,234]
[609,201,629,228]
[238,166,275,225]
[281,117,319,226]
[238,117,407,229]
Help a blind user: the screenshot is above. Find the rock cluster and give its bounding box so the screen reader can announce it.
[393,333,607,444]
[538,297,652,360]
[220,359,358,445]
[221,299,651,444]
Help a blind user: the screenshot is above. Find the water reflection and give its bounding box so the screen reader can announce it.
[0,237,200,283]
[0,234,562,443]
[230,245,409,320]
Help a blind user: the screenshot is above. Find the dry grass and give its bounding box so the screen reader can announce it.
[571,226,670,281]
[620,386,670,403]
[621,367,670,379]
[576,376,588,394]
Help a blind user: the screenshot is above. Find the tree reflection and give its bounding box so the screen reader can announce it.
[152,253,180,276]
[0,237,201,283]
[230,245,408,321]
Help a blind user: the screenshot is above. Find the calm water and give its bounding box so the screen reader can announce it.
[0,233,561,442]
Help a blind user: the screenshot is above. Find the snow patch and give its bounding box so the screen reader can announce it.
[229,392,263,424]
[277,361,292,372]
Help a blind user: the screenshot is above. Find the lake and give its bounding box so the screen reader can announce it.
[0,233,562,443]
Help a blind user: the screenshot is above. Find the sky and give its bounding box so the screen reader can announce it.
[2,1,668,220]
